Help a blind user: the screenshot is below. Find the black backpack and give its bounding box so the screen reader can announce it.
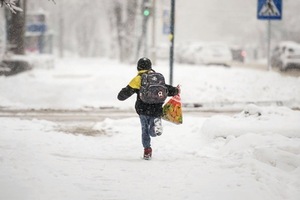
[139,71,168,104]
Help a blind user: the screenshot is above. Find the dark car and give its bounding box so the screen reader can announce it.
[231,47,246,63]
[271,41,300,71]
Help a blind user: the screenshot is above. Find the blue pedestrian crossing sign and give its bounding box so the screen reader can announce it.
[257,0,282,20]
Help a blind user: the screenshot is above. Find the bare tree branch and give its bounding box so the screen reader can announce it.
[1,0,55,13]
[0,0,23,13]
[48,0,56,4]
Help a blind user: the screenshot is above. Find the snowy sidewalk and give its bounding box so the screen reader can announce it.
[1,105,300,200]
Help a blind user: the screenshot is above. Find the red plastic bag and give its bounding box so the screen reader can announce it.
[162,94,183,124]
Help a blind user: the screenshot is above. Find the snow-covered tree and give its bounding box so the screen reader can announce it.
[42,0,140,61]
[108,0,139,62]
[0,0,22,13]
[6,0,26,55]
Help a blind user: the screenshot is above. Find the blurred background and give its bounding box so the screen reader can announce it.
[0,0,300,74]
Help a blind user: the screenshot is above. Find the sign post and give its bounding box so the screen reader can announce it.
[257,0,282,70]
[169,0,175,85]
[0,11,6,61]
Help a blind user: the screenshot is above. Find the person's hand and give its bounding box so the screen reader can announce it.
[176,85,181,94]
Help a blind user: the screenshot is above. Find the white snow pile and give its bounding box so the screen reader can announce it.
[202,104,300,173]
[202,104,300,138]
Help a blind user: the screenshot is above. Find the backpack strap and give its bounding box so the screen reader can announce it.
[138,69,155,76]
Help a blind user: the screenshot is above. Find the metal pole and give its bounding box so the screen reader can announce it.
[59,0,64,58]
[151,0,156,65]
[144,25,148,56]
[267,19,271,70]
[142,0,149,57]
[136,0,148,59]
[169,0,175,85]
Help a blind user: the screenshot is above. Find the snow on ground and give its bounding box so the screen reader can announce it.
[0,58,300,200]
[0,58,299,109]
[0,108,300,200]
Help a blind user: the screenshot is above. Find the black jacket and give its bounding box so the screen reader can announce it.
[117,70,179,117]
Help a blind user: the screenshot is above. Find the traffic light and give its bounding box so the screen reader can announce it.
[143,7,150,17]
[143,0,151,17]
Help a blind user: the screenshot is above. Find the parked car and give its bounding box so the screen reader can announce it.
[183,43,204,64]
[175,41,198,64]
[231,47,246,63]
[271,41,300,71]
[194,43,233,67]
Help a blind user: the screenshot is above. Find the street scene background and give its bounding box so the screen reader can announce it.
[0,1,300,200]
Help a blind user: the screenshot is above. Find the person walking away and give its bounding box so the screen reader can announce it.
[117,57,179,160]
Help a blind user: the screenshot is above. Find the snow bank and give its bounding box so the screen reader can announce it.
[200,104,300,195]
[201,104,300,138]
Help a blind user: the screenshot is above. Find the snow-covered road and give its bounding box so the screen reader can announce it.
[1,106,300,200]
[1,58,300,200]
